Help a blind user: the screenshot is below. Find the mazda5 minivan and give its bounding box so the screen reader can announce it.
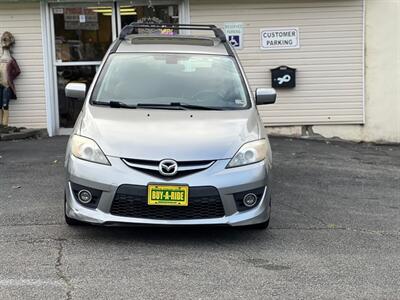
[64,24,276,229]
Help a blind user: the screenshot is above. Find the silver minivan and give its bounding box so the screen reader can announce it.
[64,24,276,229]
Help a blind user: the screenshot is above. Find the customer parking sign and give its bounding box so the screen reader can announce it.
[224,22,244,50]
[260,27,300,50]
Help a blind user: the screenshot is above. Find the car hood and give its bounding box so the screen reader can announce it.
[78,105,260,161]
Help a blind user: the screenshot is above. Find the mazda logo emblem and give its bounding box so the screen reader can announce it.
[159,159,178,176]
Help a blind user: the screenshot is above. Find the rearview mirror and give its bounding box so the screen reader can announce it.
[255,88,276,105]
[65,82,86,100]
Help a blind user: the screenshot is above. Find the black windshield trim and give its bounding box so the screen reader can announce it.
[92,101,138,109]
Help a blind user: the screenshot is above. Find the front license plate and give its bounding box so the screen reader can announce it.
[147,185,189,206]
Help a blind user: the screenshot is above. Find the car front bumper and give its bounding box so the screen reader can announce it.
[65,155,272,227]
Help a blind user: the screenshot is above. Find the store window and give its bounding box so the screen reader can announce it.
[119,4,179,28]
[53,6,113,62]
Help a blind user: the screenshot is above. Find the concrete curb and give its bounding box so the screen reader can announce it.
[268,134,400,147]
[0,128,47,141]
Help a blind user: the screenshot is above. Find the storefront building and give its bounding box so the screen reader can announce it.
[0,0,399,142]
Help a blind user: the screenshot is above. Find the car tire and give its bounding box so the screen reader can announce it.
[64,194,87,226]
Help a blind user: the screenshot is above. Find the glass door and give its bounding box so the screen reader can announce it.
[50,1,181,130]
[51,3,116,129]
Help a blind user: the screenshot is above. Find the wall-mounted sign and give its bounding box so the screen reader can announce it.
[271,66,296,89]
[53,8,64,15]
[79,15,86,23]
[261,27,299,50]
[224,22,243,50]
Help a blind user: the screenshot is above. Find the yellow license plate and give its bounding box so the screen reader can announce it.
[147,185,189,206]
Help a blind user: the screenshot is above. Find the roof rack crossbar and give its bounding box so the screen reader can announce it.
[119,23,227,43]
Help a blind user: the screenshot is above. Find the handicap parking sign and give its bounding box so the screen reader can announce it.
[224,22,244,50]
[228,35,241,48]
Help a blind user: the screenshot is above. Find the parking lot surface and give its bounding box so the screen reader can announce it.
[0,136,399,299]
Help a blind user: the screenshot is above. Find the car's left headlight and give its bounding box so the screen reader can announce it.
[70,135,110,165]
[227,139,268,168]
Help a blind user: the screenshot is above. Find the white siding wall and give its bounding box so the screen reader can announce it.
[190,0,364,126]
[0,2,46,128]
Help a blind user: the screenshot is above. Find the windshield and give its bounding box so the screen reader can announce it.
[91,53,250,110]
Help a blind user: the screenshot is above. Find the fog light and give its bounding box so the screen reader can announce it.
[78,190,92,204]
[243,193,258,208]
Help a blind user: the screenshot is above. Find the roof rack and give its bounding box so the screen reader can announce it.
[119,23,227,42]
[111,23,234,56]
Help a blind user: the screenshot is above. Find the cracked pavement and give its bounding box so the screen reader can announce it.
[0,136,399,299]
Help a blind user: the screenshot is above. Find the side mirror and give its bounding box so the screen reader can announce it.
[65,82,86,100]
[255,88,276,105]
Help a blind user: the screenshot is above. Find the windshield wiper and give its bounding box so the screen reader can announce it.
[136,103,185,110]
[93,101,224,110]
[137,102,223,111]
[92,101,137,109]
[173,102,224,110]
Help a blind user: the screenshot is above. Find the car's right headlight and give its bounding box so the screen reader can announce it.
[227,139,268,168]
[70,135,110,165]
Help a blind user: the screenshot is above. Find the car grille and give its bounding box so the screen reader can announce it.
[121,158,215,179]
[110,185,225,220]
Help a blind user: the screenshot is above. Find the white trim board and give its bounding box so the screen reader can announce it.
[40,0,57,136]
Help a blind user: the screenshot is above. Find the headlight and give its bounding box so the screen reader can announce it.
[227,139,267,168]
[70,135,110,165]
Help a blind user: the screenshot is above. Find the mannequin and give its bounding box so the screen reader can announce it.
[0,31,21,127]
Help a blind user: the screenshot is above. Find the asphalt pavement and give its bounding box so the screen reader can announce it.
[0,136,399,299]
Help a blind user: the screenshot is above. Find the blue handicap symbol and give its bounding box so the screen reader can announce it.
[228,35,240,47]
